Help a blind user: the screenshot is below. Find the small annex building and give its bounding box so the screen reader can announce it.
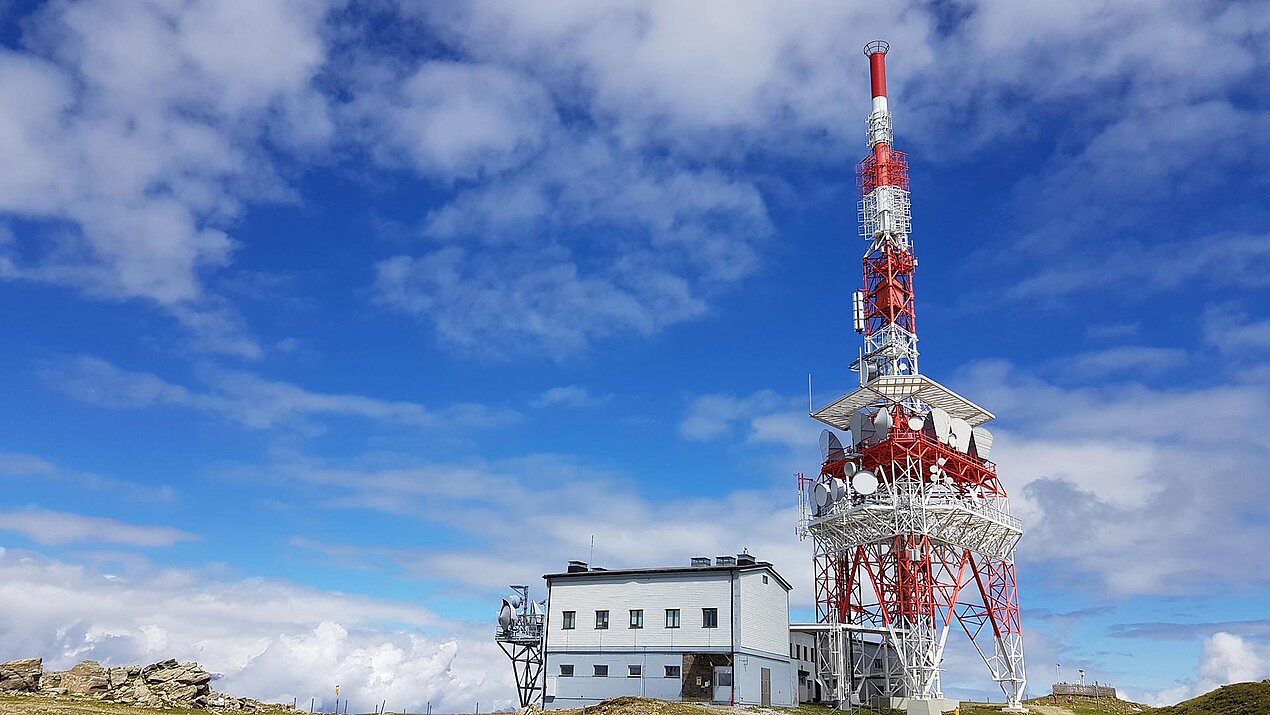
[542,554,796,708]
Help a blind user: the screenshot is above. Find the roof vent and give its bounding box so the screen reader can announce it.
[567,560,588,573]
[736,553,757,565]
[715,555,737,566]
[690,557,711,567]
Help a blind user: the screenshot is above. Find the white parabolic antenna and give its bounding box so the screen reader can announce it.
[498,603,514,629]
[843,461,859,478]
[813,482,832,509]
[852,470,878,495]
[830,478,847,501]
[908,416,925,431]
[874,407,892,435]
[929,407,952,442]
[507,592,524,609]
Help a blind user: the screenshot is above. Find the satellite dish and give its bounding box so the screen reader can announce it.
[896,359,909,375]
[825,431,846,462]
[971,426,994,460]
[873,407,892,436]
[929,407,952,442]
[929,464,941,475]
[507,592,524,609]
[819,430,832,461]
[842,461,859,478]
[936,457,947,466]
[851,410,874,444]
[852,470,878,495]
[950,418,972,454]
[908,416,925,431]
[498,603,514,629]
[813,482,832,510]
[830,478,847,501]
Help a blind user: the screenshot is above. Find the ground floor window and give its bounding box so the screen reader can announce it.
[628,664,641,678]
[664,665,681,678]
[593,665,608,677]
[559,664,574,677]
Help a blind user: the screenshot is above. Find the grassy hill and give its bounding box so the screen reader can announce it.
[1151,681,1270,715]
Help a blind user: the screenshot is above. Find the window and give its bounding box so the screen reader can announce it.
[593,665,608,677]
[804,645,810,661]
[562,611,576,630]
[790,644,796,659]
[559,665,574,677]
[665,665,681,679]
[629,609,644,629]
[595,610,609,629]
[702,607,718,628]
[628,665,641,678]
[665,608,680,628]
[762,574,769,584]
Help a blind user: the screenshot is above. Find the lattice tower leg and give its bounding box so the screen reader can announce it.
[498,641,545,709]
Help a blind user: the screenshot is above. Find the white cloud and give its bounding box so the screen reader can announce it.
[254,452,811,606]
[43,356,520,431]
[351,61,557,181]
[529,385,610,409]
[1203,304,1270,355]
[0,548,510,712]
[679,390,790,441]
[0,0,337,355]
[0,509,197,547]
[954,358,1270,595]
[1142,632,1270,705]
[1061,346,1188,377]
[0,452,176,503]
[374,137,771,359]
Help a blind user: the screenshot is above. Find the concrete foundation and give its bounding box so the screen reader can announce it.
[885,697,960,715]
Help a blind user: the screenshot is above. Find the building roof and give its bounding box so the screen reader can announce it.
[545,562,794,592]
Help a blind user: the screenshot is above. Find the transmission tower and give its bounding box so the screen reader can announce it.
[798,40,1028,713]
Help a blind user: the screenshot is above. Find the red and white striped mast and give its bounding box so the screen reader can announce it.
[798,41,1029,712]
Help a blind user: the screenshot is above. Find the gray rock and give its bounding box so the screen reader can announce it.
[61,660,110,696]
[0,657,42,692]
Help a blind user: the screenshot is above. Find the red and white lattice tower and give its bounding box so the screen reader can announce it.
[797,41,1028,712]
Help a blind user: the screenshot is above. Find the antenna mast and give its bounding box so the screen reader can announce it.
[798,41,1029,713]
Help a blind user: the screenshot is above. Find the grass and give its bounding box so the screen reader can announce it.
[1151,681,1270,715]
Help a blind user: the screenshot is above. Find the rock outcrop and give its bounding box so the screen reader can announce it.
[0,657,41,692]
[0,656,276,711]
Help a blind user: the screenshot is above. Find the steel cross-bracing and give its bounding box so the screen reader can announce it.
[798,40,1028,713]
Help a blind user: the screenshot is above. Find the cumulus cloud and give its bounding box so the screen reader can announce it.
[1143,632,1270,705]
[0,0,337,355]
[0,548,509,712]
[42,356,520,432]
[0,509,197,547]
[350,61,558,181]
[953,358,1270,596]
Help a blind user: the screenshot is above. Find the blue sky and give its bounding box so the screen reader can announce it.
[0,0,1268,709]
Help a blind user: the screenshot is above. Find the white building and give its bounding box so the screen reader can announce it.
[542,554,797,708]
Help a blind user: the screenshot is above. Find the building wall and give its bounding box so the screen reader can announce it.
[736,569,790,658]
[545,652,687,707]
[546,571,734,651]
[733,652,795,706]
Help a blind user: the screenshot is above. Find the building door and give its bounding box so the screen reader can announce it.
[712,666,732,703]
[761,667,771,706]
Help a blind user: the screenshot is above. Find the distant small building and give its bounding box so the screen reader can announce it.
[1052,682,1117,698]
[542,554,796,708]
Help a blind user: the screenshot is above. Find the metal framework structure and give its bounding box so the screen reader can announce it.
[797,41,1028,713]
[495,585,546,709]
